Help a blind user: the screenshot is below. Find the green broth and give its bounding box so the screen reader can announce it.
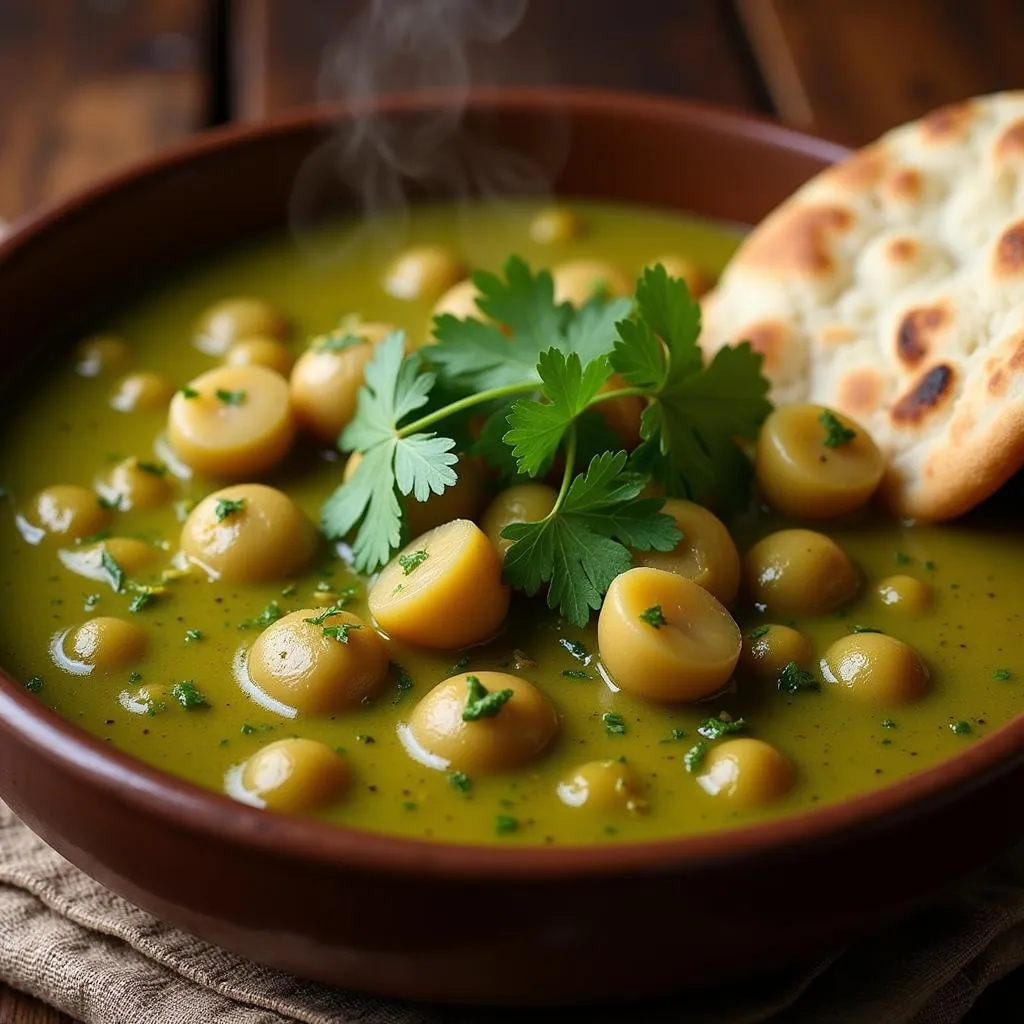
[0,199,1021,845]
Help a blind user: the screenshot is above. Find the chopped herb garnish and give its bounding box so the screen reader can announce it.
[239,600,282,629]
[314,330,363,353]
[697,716,747,740]
[852,624,882,634]
[747,624,770,640]
[323,623,361,644]
[97,494,123,511]
[881,718,898,729]
[304,606,342,626]
[101,549,125,592]
[448,770,472,794]
[137,461,167,477]
[184,629,202,642]
[402,800,417,811]
[660,727,687,744]
[895,551,912,565]
[179,385,199,399]
[777,661,820,695]
[128,671,142,684]
[398,549,429,575]
[950,720,972,735]
[449,655,471,674]
[280,583,298,597]
[602,711,627,735]
[820,409,856,448]
[683,740,708,773]
[496,814,519,835]
[128,592,153,614]
[993,668,1013,681]
[171,680,209,710]
[215,388,247,406]
[356,734,375,744]
[84,593,101,611]
[639,603,667,628]
[462,675,514,721]
[240,721,274,736]
[559,638,590,663]
[391,663,413,703]
[562,669,592,679]
[923,560,937,572]
[214,497,246,521]
[25,675,43,693]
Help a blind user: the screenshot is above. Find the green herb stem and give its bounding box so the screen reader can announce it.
[395,380,537,438]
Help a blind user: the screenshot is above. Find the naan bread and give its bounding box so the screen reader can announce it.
[702,92,1024,521]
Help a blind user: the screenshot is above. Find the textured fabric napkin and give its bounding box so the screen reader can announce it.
[3,802,1024,1024]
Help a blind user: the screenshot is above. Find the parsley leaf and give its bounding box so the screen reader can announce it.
[777,661,821,695]
[683,741,708,773]
[639,604,667,628]
[505,350,611,476]
[496,814,519,835]
[215,388,247,406]
[171,680,209,709]
[321,333,458,572]
[697,716,746,740]
[239,600,283,630]
[429,257,630,393]
[994,668,1013,681]
[602,711,627,735]
[398,549,429,575]
[322,623,361,644]
[215,497,246,521]
[101,549,125,592]
[502,450,680,625]
[613,265,770,506]
[462,675,513,721]
[820,409,856,448]
[448,770,472,794]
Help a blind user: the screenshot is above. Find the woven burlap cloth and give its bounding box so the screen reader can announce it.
[3,801,1024,1024]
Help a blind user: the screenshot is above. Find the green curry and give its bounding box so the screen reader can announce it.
[0,200,1020,845]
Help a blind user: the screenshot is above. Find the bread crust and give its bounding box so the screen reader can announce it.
[702,93,1024,521]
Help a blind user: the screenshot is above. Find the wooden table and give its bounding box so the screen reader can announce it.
[1,1,1022,1020]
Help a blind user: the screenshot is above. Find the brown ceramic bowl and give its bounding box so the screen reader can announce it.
[1,89,1023,1006]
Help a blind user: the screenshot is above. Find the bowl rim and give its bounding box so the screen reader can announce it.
[2,86,1021,881]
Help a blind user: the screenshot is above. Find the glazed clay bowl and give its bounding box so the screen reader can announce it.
[1,89,1023,1005]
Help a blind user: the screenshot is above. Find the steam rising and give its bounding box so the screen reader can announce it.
[288,0,566,262]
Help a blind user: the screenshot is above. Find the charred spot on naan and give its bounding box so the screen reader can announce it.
[895,303,950,368]
[735,319,808,385]
[890,364,956,426]
[994,119,1024,166]
[739,205,854,279]
[920,101,974,144]
[838,367,886,417]
[881,166,925,205]
[986,333,1024,396]
[825,144,887,193]
[993,220,1024,276]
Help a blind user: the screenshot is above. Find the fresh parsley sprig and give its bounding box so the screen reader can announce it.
[320,258,771,625]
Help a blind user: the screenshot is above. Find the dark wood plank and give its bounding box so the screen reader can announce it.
[0,0,206,220]
[234,0,767,119]
[738,0,1024,145]
[0,987,71,1024]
